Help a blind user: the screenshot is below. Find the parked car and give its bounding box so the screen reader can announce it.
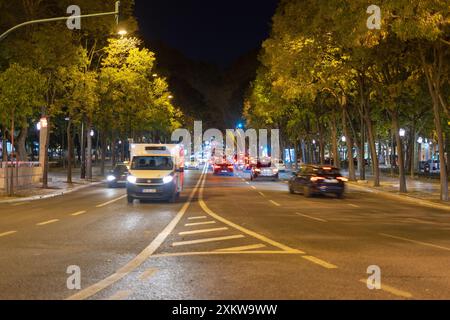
[288,164,347,198]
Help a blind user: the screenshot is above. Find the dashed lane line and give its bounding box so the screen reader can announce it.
[380,233,450,252]
[258,192,265,197]
[216,244,266,252]
[302,256,338,269]
[172,235,244,247]
[269,200,281,207]
[96,195,127,208]
[71,210,87,216]
[185,221,216,227]
[348,204,360,208]
[178,227,228,236]
[0,231,17,238]
[66,167,208,300]
[359,279,412,298]
[295,212,327,223]
[251,186,257,190]
[36,219,59,226]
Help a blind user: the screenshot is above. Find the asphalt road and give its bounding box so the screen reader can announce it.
[0,166,449,300]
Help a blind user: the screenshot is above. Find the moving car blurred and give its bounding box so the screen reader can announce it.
[275,160,286,172]
[289,164,347,198]
[250,161,279,181]
[106,163,129,188]
[213,163,234,176]
[185,156,200,170]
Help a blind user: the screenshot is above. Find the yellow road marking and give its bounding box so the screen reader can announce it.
[199,178,303,254]
[96,194,127,208]
[380,233,450,252]
[295,212,327,223]
[258,192,265,197]
[36,219,59,226]
[302,256,338,269]
[106,290,132,300]
[71,210,87,216]
[269,200,281,207]
[172,235,244,247]
[188,216,207,220]
[139,268,158,281]
[185,221,216,227]
[67,167,208,300]
[0,231,17,238]
[359,279,412,298]
[151,250,303,259]
[348,204,360,208]
[179,227,228,235]
[216,244,266,252]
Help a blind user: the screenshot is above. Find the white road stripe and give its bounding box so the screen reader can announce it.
[0,231,17,238]
[269,200,281,207]
[295,212,327,223]
[172,235,244,246]
[216,244,266,252]
[302,256,338,269]
[185,221,216,227]
[96,195,127,208]
[67,167,208,300]
[36,219,59,226]
[71,211,87,216]
[380,233,450,252]
[179,227,228,235]
[188,216,207,220]
[11,202,27,206]
[106,290,132,300]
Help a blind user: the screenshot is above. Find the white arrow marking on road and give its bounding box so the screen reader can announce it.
[96,195,127,208]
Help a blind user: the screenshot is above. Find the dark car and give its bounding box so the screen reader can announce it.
[288,164,347,198]
[106,163,129,188]
[213,163,234,176]
[250,161,279,181]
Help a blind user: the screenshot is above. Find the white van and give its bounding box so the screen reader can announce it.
[126,144,184,203]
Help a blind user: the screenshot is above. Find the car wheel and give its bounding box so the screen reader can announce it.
[303,186,312,197]
[127,195,134,204]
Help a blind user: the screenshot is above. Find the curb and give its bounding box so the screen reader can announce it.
[0,181,104,204]
[347,182,450,212]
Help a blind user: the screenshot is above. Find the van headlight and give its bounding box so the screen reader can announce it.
[107,175,116,182]
[163,175,174,184]
[127,175,137,184]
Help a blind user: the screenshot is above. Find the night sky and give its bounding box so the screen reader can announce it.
[134,0,279,67]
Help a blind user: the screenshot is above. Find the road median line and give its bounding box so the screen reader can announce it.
[96,195,127,208]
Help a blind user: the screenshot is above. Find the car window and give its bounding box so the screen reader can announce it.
[131,156,173,170]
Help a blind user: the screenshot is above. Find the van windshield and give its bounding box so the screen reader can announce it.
[131,156,173,170]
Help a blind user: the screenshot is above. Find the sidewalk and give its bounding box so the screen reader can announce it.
[0,167,105,204]
[343,170,450,211]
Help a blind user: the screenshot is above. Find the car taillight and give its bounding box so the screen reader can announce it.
[310,176,325,182]
[228,165,233,169]
[214,165,220,169]
[337,176,348,182]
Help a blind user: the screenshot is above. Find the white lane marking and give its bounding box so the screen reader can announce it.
[348,204,360,208]
[106,290,132,300]
[302,256,338,269]
[359,279,412,298]
[199,178,303,254]
[36,219,59,226]
[71,211,87,216]
[216,244,266,252]
[0,231,17,238]
[295,212,327,223]
[258,192,265,197]
[139,268,158,281]
[172,235,245,247]
[188,216,207,220]
[184,221,216,227]
[96,194,127,208]
[251,186,257,190]
[179,227,228,235]
[11,202,28,206]
[66,167,207,300]
[269,200,281,207]
[380,233,450,252]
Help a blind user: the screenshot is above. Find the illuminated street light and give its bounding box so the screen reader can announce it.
[118,30,127,36]
[417,137,423,144]
[399,128,406,137]
[341,136,346,142]
[36,122,41,131]
[90,130,95,137]
[152,73,158,77]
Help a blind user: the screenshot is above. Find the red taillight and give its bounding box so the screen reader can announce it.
[214,165,220,169]
[228,165,233,169]
[310,176,325,182]
[337,176,348,182]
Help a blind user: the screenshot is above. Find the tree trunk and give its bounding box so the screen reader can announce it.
[42,118,50,189]
[391,111,407,193]
[67,121,73,184]
[80,121,86,179]
[16,126,28,161]
[86,121,92,180]
[2,126,7,162]
[100,130,107,176]
[111,133,116,167]
[342,105,356,181]
[331,113,339,168]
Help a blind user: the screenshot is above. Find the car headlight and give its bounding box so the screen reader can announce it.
[127,175,137,184]
[163,175,174,184]
[107,175,116,182]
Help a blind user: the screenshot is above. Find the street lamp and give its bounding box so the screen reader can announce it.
[417,137,423,144]
[341,136,346,143]
[90,130,95,137]
[118,30,127,36]
[399,128,406,137]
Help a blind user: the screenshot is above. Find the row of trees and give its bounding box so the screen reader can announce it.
[0,0,182,192]
[244,0,449,200]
